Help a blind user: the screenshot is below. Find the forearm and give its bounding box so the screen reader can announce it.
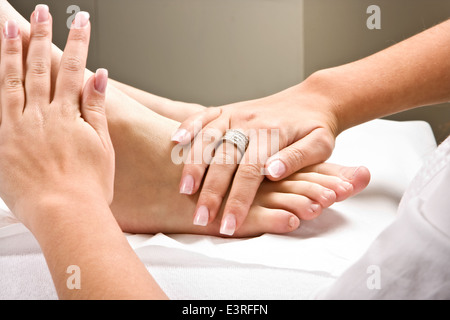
[303,18,450,134]
[23,193,167,300]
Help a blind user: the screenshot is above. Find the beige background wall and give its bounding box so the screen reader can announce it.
[9,0,450,142]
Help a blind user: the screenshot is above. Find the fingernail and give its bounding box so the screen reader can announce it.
[72,11,90,29]
[193,206,209,226]
[220,214,236,236]
[340,166,360,180]
[179,174,194,195]
[171,128,190,144]
[4,20,19,39]
[267,159,286,178]
[94,68,108,94]
[35,4,49,23]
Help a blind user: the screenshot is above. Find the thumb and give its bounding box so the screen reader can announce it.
[81,68,110,144]
[265,128,335,180]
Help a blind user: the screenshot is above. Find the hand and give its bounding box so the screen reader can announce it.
[173,79,339,236]
[0,9,114,228]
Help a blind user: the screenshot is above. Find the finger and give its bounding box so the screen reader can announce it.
[179,119,228,195]
[192,139,242,227]
[171,107,222,145]
[25,5,52,108]
[219,137,266,236]
[0,20,24,123]
[53,11,90,110]
[81,69,110,146]
[265,127,335,181]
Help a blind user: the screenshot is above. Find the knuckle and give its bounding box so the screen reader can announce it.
[84,102,106,116]
[238,163,263,180]
[4,43,21,55]
[69,30,89,43]
[213,149,236,166]
[29,59,49,76]
[31,28,50,40]
[3,73,23,91]
[226,196,250,215]
[315,133,334,155]
[284,147,306,168]
[199,185,225,204]
[62,56,84,73]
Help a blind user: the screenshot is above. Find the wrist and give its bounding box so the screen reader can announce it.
[295,70,343,137]
[15,189,110,234]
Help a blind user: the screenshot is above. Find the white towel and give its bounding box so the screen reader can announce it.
[0,119,438,299]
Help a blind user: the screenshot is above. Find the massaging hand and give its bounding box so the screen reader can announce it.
[172,81,338,236]
[0,11,114,227]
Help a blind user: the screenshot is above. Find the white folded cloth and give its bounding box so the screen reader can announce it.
[317,135,450,299]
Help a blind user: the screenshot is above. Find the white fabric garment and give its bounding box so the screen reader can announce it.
[318,135,450,299]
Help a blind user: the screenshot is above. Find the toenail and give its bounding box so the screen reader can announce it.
[310,203,321,213]
[323,189,335,201]
[288,216,300,230]
[340,166,360,180]
[339,181,353,192]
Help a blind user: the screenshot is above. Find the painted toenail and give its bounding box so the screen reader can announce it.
[193,205,209,226]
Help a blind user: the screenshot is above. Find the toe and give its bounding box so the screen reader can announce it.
[234,206,300,237]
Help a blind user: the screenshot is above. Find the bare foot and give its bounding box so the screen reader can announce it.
[108,100,370,237]
[0,1,370,237]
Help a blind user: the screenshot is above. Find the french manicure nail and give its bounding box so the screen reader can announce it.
[4,20,19,39]
[267,159,286,178]
[171,128,190,144]
[179,174,194,195]
[35,4,49,23]
[73,11,90,29]
[220,214,236,236]
[94,68,108,94]
[193,206,209,226]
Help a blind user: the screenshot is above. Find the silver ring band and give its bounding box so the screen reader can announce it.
[222,129,249,157]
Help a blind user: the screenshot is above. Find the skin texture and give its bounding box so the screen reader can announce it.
[0,9,167,299]
[0,2,374,299]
